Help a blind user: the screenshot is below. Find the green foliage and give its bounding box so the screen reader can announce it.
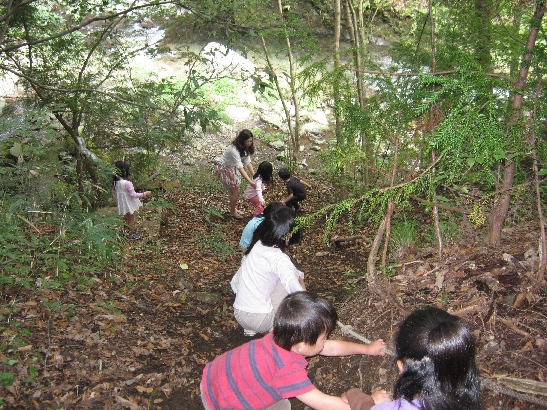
[0,198,123,292]
[97,300,121,315]
[257,131,287,145]
[425,215,461,244]
[178,166,224,194]
[0,372,15,388]
[390,219,418,250]
[195,231,236,262]
[380,265,397,281]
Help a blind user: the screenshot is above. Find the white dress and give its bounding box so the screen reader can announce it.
[114,179,143,215]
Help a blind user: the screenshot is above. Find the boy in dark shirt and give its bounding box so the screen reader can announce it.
[279,168,312,213]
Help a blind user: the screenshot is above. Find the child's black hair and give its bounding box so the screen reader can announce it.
[254,161,273,183]
[259,201,284,218]
[245,206,296,254]
[232,129,255,157]
[273,291,337,351]
[278,167,291,181]
[393,306,481,410]
[113,161,130,188]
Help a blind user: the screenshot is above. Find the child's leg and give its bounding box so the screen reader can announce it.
[123,212,136,233]
[248,195,263,216]
[234,309,274,334]
[285,197,300,213]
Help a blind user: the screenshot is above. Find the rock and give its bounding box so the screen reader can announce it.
[301,122,329,134]
[225,106,252,122]
[200,42,257,79]
[502,253,515,264]
[162,180,181,191]
[268,140,286,151]
[195,291,222,305]
[481,340,500,357]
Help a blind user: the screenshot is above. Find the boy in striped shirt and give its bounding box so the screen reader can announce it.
[201,291,386,410]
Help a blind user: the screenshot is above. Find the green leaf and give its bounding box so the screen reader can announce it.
[539,169,547,176]
[0,372,14,387]
[9,142,22,157]
[493,150,506,161]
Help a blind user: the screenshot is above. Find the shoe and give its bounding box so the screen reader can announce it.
[129,232,141,240]
[243,329,257,337]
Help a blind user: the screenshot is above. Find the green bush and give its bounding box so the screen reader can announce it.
[0,199,123,293]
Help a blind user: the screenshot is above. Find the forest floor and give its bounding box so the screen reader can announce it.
[1,136,547,410]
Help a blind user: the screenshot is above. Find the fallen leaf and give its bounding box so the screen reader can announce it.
[136,385,154,394]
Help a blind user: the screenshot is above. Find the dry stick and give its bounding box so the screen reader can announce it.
[17,214,42,234]
[337,320,395,357]
[480,378,547,408]
[337,320,547,407]
[530,83,547,283]
[497,317,533,339]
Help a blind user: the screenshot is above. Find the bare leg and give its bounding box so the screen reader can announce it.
[229,187,241,216]
[124,212,136,233]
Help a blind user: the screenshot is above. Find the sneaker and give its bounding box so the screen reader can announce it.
[243,329,257,337]
[129,232,141,240]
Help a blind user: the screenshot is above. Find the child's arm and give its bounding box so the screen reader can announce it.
[281,192,294,205]
[246,161,255,177]
[320,339,386,357]
[238,167,256,188]
[301,179,312,190]
[342,388,391,410]
[297,388,351,410]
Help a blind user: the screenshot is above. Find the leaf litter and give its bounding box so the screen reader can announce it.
[1,164,546,409]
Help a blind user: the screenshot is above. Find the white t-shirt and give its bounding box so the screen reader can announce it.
[216,144,251,169]
[233,241,304,314]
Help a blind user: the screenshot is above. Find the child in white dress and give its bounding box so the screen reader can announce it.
[113,161,151,240]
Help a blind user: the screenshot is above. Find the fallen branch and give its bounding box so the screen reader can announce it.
[337,320,395,357]
[333,235,369,246]
[17,214,42,234]
[481,377,547,408]
[497,317,533,338]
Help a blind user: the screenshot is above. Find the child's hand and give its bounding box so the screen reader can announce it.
[368,339,387,356]
[144,191,152,198]
[371,389,391,404]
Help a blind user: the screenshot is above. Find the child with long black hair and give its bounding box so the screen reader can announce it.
[231,206,305,336]
[343,306,481,410]
[242,160,273,216]
[112,161,151,240]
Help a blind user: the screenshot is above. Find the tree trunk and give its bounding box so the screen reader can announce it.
[333,0,342,142]
[276,0,300,167]
[488,1,545,248]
